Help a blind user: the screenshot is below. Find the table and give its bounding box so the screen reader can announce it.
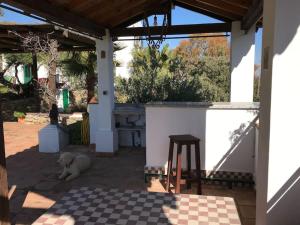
[33,187,241,225]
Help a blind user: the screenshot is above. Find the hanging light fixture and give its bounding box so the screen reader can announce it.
[153,15,158,26]
[143,13,169,50]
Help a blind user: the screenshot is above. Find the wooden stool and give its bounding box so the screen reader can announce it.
[166,135,202,194]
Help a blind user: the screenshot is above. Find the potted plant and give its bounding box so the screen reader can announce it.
[13,111,26,123]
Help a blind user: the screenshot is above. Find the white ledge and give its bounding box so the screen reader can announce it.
[145,102,260,110]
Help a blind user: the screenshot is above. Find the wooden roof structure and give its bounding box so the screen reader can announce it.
[0,23,96,53]
[0,0,263,38]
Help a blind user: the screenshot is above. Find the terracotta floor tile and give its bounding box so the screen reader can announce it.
[239,205,256,219]
[4,122,256,225]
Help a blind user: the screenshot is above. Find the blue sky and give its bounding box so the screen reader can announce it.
[0,6,262,64]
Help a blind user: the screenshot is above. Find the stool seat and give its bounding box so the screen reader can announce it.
[169,135,200,143]
[166,134,202,194]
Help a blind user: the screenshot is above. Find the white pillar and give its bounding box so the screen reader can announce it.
[257,0,300,225]
[230,21,255,102]
[94,30,118,153]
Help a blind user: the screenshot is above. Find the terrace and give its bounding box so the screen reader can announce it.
[4,122,255,224]
[0,1,299,225]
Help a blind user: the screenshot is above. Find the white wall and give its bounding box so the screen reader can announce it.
[257,0,300,224]
[4,63,54,83]
[115,114,146,148]
[88,104,98,144]
[230,21,255,102]
[38,124,69,153]
[115,22,142,79]
[115,39,135,79]
[146,103,258,173]
[37,65,48,79]
[89,103,146,148]
[94,31,118,153]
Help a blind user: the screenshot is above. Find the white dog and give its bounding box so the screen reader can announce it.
[58,152,91,181]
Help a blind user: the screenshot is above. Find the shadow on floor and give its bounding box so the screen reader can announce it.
[6,145,152,224]
[6,145,255,225]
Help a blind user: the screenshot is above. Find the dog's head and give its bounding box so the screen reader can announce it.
[57,152,75,167]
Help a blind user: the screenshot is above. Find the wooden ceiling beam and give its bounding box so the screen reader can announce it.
[0,23,95,45]
[113,4,172,28]
[2,0,106,37]
[111,23,231,37]
[89,0,148,25]
[0,23,96,53]
[175,0,242,20]
[0,24,54,33]
[196,0,247,16]
[221,0,252,10]
[173,0,230,22]
[115,14,146,29]
[241,0,263,30]
[0,46,95,53]
[0,38,21,47]
[52,35,86,47]
[0,48,26,53]
[0,41,20,49]
[107,0,170,28]
[66,0,105,14]
[87,0,143,21]
[51,29,96,45]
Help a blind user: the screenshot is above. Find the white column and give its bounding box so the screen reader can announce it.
[257,0,300,225]
[230,21,255,102]
[94,30,118,153]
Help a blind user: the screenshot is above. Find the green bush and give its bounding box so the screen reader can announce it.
[67,121,82,145]
[13,111,26,118]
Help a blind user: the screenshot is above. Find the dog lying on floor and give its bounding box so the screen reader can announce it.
[58,152,91,181]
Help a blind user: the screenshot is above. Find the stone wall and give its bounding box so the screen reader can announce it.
[2,97,39,121]
[25,113,49,124]
[24,112,83,125]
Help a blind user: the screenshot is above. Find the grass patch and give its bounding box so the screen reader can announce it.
[0,85,9,94]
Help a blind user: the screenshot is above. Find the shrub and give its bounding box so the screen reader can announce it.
[13,111,26,118]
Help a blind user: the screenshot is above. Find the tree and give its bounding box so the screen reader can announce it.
[7,31,60,108]
[115,34,230,103]
[61,43,125,103]
[254,64,261,102]
[1,53,33,96]
[172,34,230,102]
[115,45,172,103]
[60,51,97,103]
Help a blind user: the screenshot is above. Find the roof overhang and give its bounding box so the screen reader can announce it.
[0,0,263,38]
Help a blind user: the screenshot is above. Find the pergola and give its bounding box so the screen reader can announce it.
[1,1,299,225]
[0,23,96,81]
[0,23,96,53]
[0,0,262,37]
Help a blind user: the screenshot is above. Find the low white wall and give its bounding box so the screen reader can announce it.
[88,104,98,144]
[38,124,69,153]
[146,102,259,173]
[89,103,146,147]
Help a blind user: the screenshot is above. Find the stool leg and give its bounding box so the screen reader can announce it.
[175,144,182,194]
[195,141,202,195]
[186,144,191,189]
[166,140,174,192]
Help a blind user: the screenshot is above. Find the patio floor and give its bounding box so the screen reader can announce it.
[4,122,256,225]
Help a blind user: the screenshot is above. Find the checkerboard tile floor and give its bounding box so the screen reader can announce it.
[33,187,241,225]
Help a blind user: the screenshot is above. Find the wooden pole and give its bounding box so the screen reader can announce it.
[48,39,58,107]
[32,52,38,81]
[111,23,231,37]
[0,100,10,225]
[32,52,40,110]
